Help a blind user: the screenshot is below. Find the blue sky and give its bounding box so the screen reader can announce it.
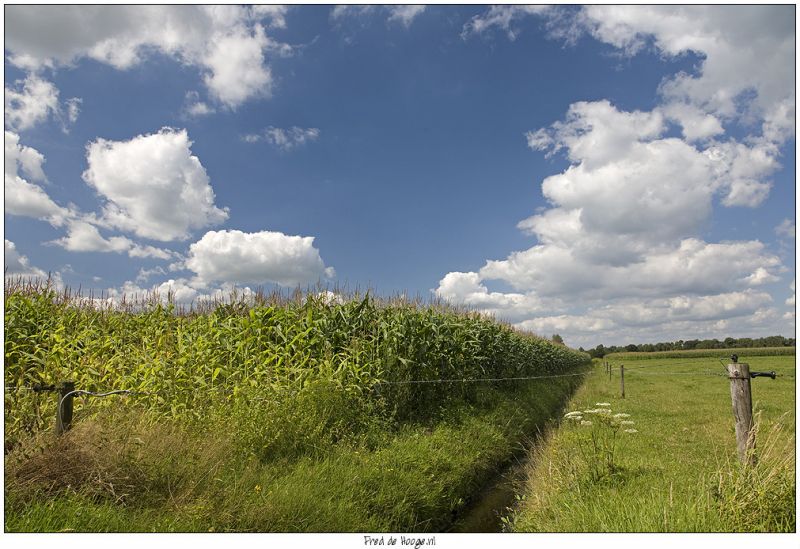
[4,5,796,347]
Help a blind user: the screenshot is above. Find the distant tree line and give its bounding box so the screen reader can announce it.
[579,335,795,358]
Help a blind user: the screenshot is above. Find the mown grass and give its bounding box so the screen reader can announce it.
[511,355,795,532]
[605,347,795,360]
[4,281,589,532]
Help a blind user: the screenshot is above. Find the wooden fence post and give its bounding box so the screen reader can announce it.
[726,363,754,464]
[620,365,625,399]
[55,381,75,436]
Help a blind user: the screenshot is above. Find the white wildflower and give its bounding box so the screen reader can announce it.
[596,408,612,415]
[595,402,611,407]
[621,420,635,425]
[613,413,630,419]
[624,428,638,433]
[564,411,583,418]
[580,420,593,426]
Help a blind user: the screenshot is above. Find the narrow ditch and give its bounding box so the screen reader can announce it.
[446,372,587,532]
[447,455,531,532]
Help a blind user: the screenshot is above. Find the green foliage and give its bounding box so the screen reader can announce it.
[588,336,794,358]
[4,283,589,450]
[605,347,795,360]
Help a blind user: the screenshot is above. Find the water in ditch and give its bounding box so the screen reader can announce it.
[447,454,531,533]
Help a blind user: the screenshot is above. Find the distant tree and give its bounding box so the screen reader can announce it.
[625,344,638,352]
[552,334,564,345]
[763,335,784,347]
[589,344,606,358]
[696,339,720,349]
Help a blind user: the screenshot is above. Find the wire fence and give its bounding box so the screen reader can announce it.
[5,357,792,437]
[6,357,794,398]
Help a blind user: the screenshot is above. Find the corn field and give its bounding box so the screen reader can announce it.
[4,278,590,451]
[605,347,795,361]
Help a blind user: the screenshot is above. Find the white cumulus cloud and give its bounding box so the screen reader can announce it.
[434,271,551,321]
[451,6,794,345]
[49,221,174,260]
[185,229,334,288]
[5,5,291,108]
[5,75,59,131]
[579,6,794,138]
[5,130,71,226]
[82,128,229,242]
[5,239,47,279]
[467,6,794,146]
[4,75,81,132]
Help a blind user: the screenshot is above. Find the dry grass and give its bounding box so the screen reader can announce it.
[5,408,233,509]
[709,413,796,531]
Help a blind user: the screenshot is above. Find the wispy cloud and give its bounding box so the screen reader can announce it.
[242,126,320,151]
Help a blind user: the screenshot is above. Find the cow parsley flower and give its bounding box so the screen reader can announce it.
[613,413,630,419]
[580,420,593,426]
[624,428,638,433]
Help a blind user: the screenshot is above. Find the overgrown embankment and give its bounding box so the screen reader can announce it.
[4,282,589,532]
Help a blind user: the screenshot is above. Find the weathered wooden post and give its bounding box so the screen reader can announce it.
[726,362,754,464]
[55,381,75,436]
[620,364,625,399]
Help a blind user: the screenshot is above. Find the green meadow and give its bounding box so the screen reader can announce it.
[511,354,796,532]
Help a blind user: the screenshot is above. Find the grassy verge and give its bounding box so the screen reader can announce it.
[5,376,583,532]
[511,356,795,532]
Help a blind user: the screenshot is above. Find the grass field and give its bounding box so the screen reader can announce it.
[511,355,796,532]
